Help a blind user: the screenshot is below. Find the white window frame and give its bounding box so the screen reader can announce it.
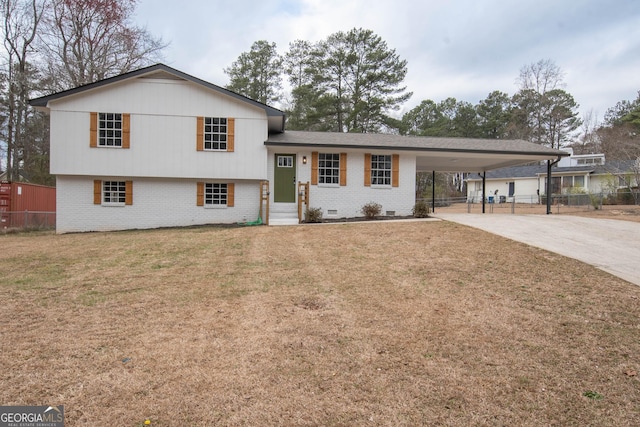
[98,113,122,147]
[577,157,603,165]
[103,181,126,205]
[204,183,228,207]
[371,154,392,187]
[319,153,340,185]
[204,117,228,151]
[277,155,294,168]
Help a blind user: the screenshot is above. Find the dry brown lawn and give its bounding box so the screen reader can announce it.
[436,203,640,223]
[1,219,639,426]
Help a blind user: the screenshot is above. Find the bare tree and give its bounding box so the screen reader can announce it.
[516,58,565,95]
[511,60,580,148]
[40,0,166,91]
[571,109,600,154]
[598,92,640,160]
[598,123,640,160]
[1,0,45,181]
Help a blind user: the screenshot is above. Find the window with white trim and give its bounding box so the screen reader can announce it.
[371,154,392,186]
[205,183,228,205]
[204,117,228,150]
[277,155,293,167]
[103,181,126,204]
[99,113,122,147]
[577,157,603,165]
[319,153,340,184]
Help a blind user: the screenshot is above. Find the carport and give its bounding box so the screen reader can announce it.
[411,137,569,214]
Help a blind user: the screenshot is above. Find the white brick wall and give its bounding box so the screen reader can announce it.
[267,150,417,219]
[57,151,418,233]
[56,176,263,233]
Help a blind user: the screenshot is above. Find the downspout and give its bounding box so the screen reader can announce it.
[546,157,561,214]
[482,171,486,214]
[432,170,436,214]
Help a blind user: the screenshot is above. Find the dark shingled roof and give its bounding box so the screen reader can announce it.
[266,130,564,156]
[466,159,636,180]
[266,131,569,172]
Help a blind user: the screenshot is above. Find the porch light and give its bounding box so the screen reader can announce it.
[302,156,307,164]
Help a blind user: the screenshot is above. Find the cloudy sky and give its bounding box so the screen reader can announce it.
[134,0,640,121]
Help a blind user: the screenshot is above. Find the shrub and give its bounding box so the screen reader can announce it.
[588,193,601,210]
[412,200,431,218]
[361,202,382,219]
[305,207,323,223]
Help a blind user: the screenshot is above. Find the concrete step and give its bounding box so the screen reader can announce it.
[269,217,300,226]
[268,205,299,225]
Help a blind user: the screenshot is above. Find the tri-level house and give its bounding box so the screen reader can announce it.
[31,64,567,233]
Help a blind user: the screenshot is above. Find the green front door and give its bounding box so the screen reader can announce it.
[274,154,296,203]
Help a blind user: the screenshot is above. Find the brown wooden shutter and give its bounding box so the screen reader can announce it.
[392,154,399,187]
[227,118,235,152]
[93,180,102,204]
[196,182,204,206]
[125,181,133,205]
[227,183,235,207]
[90,112,98,147]
[122,113,131,149]
[311,151,318,185]
[340,153,347,186]
[364,153,371,186]
[196,117,204,151]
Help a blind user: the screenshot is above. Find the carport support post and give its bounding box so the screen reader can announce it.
[546,158,560,215]
[432,170,436,214]
[482,171,486,213]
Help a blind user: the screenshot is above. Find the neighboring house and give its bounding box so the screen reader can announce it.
[465,152,637,203]
[30,64,566,233]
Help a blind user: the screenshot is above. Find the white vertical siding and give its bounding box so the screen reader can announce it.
[49,78,267,119]
[49,77,269,179]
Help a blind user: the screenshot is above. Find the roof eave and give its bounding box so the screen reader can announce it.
[264,140,564,157]
[28,63,286,120]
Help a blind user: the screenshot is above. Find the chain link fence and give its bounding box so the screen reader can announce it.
[422,190,638,215]
[1,211,56,231]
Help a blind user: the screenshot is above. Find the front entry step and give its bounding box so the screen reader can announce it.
[269,217,300,226]
[269,203,299,226]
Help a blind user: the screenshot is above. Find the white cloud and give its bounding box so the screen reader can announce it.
[134,0,640,121]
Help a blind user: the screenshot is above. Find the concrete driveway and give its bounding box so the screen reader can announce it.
[434,213,640,287]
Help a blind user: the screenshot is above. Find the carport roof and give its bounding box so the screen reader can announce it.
[265,130,569,172]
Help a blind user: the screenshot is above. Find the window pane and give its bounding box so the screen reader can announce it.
[318,153,340,184]
[103,181,126,204]
[371,154,391,185]
[204,183,228,205]
[203,117,228,151]
[98,112,123,147]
